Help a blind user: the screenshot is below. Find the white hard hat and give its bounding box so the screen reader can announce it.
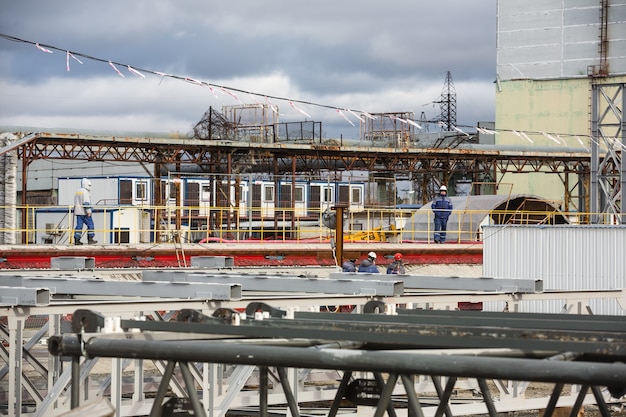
[367,251,377,259]
[439,185,447,191]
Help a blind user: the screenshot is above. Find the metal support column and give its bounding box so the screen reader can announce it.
[48,314,61,401]
[110,357,122,416]
[259,367,269,417]
[622,85,626,225]
[132,359,145,404]
[7,316,24,417]
[590,83,624,223]
[71,355,80,409]
[333,205,346,267]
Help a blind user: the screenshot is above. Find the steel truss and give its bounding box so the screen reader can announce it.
[591,83,625,223]
[46,306,626,417]
[2,288,624,417]
[9,131,591,209]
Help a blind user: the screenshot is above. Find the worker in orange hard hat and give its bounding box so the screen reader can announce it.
[386,252,406,274]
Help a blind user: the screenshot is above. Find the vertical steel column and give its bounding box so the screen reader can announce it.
[259,367,269,417]
[132,359,145,404]
[20,144,29,244]
[333,205,346,267]
[591,84,600,221]
[273,158,279,234]
[48,314,61,398]
[110,357,122,416]
[204,363,213,417]
[154,163,162,243]
[71,355,80,409]
[292,157,297,231]
[621,86,626,224]
[8,316,24,417]
[591,83,624,223]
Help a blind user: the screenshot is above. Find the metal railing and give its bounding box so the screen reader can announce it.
[0,204,621,246]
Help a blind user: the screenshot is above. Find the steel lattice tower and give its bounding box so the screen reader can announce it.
[440,71,457,131]
[591,83,625,224]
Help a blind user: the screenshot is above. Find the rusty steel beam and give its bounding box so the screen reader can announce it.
[16,133,590,177]
[8,131,592,213]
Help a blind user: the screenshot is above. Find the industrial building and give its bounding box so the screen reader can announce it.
[0,2,625,416]
[496,0,625,219]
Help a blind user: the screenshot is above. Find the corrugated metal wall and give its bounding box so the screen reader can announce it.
[497,1,626,80]
[483,225,626,314]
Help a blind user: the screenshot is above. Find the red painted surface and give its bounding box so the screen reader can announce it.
[0,242,482,269]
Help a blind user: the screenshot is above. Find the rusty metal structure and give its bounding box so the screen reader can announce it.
[4,129,591,211]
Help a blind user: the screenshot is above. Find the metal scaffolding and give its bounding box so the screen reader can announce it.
[591,82,625,223]
[1,266,625,417]
[45,306,626,417]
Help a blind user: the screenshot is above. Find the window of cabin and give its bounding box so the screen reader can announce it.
[119,180,133,204]
[351,186,362,204]
[136,181,148,202]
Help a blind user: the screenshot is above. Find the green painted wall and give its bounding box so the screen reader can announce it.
[494,78,591,203]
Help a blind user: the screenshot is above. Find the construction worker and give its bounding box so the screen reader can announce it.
[73,178,97,245]
[342,259,357,272]
[387,253,406,274]
[432,185,453,243]
[358,252,379,273]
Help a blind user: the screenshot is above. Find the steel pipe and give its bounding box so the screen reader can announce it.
[48,335,626,387]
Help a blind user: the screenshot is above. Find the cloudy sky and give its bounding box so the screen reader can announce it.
[0,1,496,140]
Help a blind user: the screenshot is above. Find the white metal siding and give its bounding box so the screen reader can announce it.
[483,225,626,314]
[58,177,120,207]
[497,1,626,80]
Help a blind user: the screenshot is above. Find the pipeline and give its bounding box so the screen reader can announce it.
[48,334,626,388]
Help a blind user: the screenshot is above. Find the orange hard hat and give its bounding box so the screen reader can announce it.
[394,253,403,260]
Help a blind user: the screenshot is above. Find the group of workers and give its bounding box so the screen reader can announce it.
[341,251,406,274]
[340,184,453,274]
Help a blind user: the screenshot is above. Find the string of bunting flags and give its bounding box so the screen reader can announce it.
[2,33,624,152]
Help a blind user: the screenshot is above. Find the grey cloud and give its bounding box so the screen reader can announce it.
[0,0,496,137]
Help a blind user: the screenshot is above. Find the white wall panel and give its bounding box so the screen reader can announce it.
[482,225,626,314]
[497,1,626,79]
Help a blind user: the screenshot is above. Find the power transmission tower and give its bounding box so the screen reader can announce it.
[440,71,457,131]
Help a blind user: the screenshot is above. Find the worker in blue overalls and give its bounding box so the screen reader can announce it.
[432,185,453,243]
